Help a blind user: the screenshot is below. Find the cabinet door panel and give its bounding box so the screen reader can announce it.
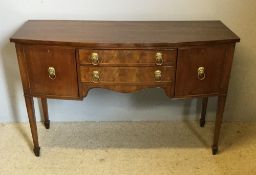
[175,45,227,97]
[24,45,78,98]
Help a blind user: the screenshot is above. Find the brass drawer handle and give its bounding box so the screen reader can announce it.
[92,70,100,83]
[48,67,56,80]
[90,52,100,65]
[198,67,206,80]
[154,70,162,81]
[155,52,163,65]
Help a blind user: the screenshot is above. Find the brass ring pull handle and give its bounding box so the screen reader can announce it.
[92,70,100,83]
[154,70,162,81]
[155,52,163,65]
[48,67,56,80]
[90,52,100,65]
[198,67,206,80]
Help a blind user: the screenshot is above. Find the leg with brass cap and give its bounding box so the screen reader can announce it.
[25,96,40,157]
[212,95,226,155]
[33,146,40,157]
[212,145,218,155]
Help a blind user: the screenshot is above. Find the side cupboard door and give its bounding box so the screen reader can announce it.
[23,45,79,98]
[175,44,235,97]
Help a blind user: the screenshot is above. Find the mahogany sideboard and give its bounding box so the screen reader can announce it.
[10,20,240,157]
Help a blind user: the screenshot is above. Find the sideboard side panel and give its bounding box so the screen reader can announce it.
[15,43,31,95]
[220,44,236,94]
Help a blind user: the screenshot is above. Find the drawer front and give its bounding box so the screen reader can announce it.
[175,45,227,97]
[80,66,175,85]
[78,49,177,66]
[24,45,78,98]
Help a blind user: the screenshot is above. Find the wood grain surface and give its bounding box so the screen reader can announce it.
[80,66,175,84]
[10,20,240,47]
[78,49,177,66]
[175,44,230,97]
[11,20,240,156]
[23,45,79,98]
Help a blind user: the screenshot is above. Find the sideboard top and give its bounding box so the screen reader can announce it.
[10,20,240,47]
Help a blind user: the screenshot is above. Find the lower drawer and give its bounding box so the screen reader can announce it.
[80,66,175,85]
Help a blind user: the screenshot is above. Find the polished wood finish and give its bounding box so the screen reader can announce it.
[80,66,174,97]
[80,66,175,84]
[81,84,174,98]
[175,45,228,97]
[10,20,240,156]
[78,49,177,66]
[200,97,208,127]
[10,20,239,47]
[24,96,40,157]
[15,44,30,94]
[212,95,227,155]
[16,43,40,157]
[23,45,79,98]
[219,44,236,94]
[41,97,50,129]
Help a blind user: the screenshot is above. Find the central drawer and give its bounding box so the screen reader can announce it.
[80,66,175,85]
[78,49,177,66]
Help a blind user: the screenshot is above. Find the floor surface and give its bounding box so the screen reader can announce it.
[0,121,255,175]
